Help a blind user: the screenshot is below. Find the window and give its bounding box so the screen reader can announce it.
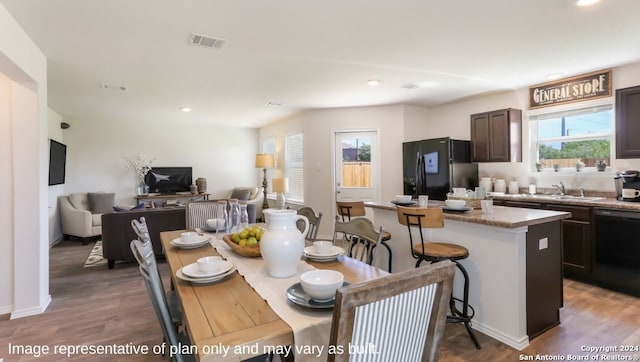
[531,104,612,170]
[285,133,304,203]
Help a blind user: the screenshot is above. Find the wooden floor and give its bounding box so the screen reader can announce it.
[1,241,639,361]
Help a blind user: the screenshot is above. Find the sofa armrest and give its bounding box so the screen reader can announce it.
[59,197,94,237]
[247,192,264,220]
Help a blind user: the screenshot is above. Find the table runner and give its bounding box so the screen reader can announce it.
[211,239,332,361]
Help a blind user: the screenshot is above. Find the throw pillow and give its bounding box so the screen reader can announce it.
[87,192,115,214]
[113,203,145,212]
[230,188,252,200]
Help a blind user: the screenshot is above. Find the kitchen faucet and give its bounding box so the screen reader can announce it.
[552,181,566,196]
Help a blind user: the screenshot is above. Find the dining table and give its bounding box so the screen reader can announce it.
[160,229,389,362]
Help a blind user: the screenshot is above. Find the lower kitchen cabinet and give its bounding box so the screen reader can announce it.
[545,204,593,278]
[499,199,594,278]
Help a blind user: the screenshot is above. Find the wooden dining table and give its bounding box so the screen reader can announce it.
[160,230,389,362]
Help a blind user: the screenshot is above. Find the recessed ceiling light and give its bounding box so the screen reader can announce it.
[576,0,600,6]
[265,102,283,107]
[367,79,380,87]
[417,81,437,88]
[547,73,565,80]
[401,83,418,89]
[180,107,192,113]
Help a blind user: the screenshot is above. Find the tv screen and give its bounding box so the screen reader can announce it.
[145,167,192,194]
[48,139,67,185]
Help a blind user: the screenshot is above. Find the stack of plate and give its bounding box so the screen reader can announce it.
[170,235,211,249]
[176,260,236,284]
[303,245,345,262]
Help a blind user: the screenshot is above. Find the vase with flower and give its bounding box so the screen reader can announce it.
[125,155,155,195]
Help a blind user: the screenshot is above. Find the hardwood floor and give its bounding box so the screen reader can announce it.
[1,241,639,361]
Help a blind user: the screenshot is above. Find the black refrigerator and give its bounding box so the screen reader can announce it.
[403,137,478,201]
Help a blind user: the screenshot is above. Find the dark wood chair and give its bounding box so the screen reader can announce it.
[336,201,393,271]
[297,206,323,242]
[396,206,481,349]
[329,260,456,362]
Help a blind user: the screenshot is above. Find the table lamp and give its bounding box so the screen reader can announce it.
[255,153,275,210]
[272,177,289,209]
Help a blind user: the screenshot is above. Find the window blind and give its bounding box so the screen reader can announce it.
[285,133,304,203]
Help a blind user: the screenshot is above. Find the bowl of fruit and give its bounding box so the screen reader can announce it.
[222,225,264,257]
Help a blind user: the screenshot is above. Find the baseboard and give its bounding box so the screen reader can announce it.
[10,295,52,319]
[472,321,530,350]
[49,235,64,248]
[0,304,13,317]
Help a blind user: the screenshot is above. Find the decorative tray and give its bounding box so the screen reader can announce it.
[222,235,262,257]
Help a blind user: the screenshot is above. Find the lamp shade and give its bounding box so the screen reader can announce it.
[272,177,289,193]
[255,153,275,169]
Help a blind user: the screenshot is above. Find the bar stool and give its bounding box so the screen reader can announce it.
[396,206,481,350]
[336,201,393,272]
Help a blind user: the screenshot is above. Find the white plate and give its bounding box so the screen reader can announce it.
[303,245,344,258]
[176,265,236,284]
[199,225,227,233]
[170,238,210,249]
[181,260,233,278]
[171,235,210,246]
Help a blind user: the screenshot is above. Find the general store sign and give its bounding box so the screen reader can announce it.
[529,69,612,109]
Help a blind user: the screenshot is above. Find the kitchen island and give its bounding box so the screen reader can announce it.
[364,201,571,350]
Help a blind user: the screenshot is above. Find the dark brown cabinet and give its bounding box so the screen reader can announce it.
[545,204,593,278]
[500,199,594,278]
[470,108,522,162]
[616,85,640,158]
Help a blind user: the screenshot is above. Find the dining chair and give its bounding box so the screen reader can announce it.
[329,260,456,362]
[297,206,323,242]
[396,206,481,349]
[332,216,391,271]
[185,200,221,230]
[130,238,193,362]
[130,217,184,335]
[336,200,393,271]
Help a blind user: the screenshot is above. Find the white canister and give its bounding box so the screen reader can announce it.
[529,184,537,195]
[479,177,493,192]
[508,181,519,194]
[494,179,506,193]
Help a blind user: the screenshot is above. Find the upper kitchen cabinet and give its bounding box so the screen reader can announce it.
[470,108,522,162]
[616,85,640,159]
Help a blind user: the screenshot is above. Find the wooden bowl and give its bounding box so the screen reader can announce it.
[222,234,261,257]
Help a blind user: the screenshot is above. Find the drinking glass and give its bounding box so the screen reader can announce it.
[481,199,493,214]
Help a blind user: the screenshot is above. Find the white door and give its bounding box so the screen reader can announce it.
[334,130,381,203]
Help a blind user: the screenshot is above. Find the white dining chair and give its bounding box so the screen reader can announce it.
[185,200,220,230]
[297,206,323,242]
[328,260,455,362]
[130,238,191,361]
[332,216,392,272]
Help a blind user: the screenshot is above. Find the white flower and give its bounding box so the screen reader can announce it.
[124,155,155,183]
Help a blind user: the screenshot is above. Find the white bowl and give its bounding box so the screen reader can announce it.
[394,195,412,203]
[313,240,333,254]
[300,270,344,301]
[181,231,197,243]
[445,199,466,209]
[197,256,222,273]
[206,218,225,229]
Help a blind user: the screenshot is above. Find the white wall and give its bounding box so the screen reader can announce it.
[260,104,407,236]
[0,3,50,318]
[48,109,65,245]
[62,116,260,205]
[408,62,640,193]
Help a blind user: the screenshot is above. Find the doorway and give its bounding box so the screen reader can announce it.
[333,130,381,207]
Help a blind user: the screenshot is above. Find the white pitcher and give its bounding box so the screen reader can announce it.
[260,209,309,278]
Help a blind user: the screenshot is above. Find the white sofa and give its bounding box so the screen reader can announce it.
[59,192,114,243]
[228,187,264,220]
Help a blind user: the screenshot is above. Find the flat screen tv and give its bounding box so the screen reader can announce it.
[145,167,192,194]
[48,139,67,185]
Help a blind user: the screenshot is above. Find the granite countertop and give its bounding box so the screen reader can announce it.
[491,194,640,211]
[364,201,571,229]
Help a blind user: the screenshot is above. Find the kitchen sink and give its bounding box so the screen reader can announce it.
[524,194,604,201]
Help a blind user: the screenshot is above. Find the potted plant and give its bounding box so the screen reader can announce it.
[596,160,607,172]
[125,155,155,195]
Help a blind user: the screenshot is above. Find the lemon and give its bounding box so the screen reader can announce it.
[239,239,248,247]
[247,237,258,246]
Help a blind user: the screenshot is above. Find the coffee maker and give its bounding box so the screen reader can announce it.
[615,170,640,201]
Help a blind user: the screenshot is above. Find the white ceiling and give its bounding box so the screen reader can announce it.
[2,0,640,128]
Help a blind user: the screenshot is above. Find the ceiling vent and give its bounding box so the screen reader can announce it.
[401,83,418,89]
[190,33,226,49]
[99,83,127,92]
